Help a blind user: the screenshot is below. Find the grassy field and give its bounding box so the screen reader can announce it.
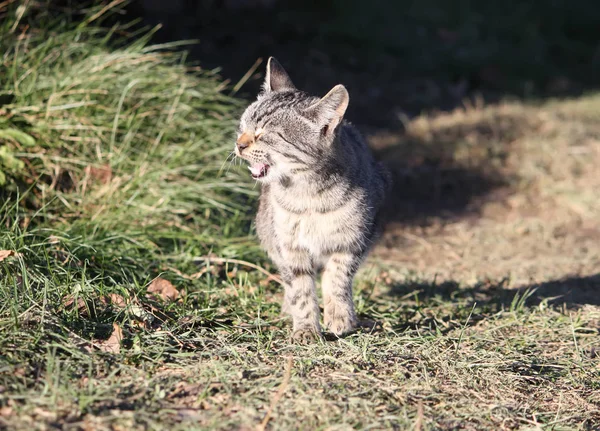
[1,3,600,431]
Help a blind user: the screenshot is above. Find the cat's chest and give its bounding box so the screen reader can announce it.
[271,201,361,254]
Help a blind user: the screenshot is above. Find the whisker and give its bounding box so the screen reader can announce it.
[218,151,236,176]
[225,151,237,174]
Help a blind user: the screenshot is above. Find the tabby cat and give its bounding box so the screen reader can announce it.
[235,57,390,342]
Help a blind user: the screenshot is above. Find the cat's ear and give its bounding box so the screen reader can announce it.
[263,57,295,93]
[304,84,349,136]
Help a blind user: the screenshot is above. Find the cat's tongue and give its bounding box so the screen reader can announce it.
[248,163,269,179]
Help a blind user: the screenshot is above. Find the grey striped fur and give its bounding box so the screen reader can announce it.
[234,57,390,342]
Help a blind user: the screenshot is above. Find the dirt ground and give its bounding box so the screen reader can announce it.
[371,99,600,292]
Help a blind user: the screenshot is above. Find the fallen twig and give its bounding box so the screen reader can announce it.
[193,256,284,286]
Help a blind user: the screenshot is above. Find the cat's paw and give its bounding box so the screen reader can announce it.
[291,328,323,344]
[324,311,357,337]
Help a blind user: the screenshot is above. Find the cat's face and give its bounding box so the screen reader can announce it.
[235,57,349,184]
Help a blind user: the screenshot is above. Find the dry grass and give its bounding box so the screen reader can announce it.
[1,3,599,431]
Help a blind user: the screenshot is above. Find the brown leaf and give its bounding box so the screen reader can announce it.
[259,273,284,287]
[147,277,180,301]
[62,295,87,314]
[0,250,15,261]
[47,235,60,244]
[98,323,123,354]
[33,407,56,420]
[85,164,112,185]
[107,293,127,308]
[131,319,150,329]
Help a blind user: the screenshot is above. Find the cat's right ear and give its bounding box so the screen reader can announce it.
[263,57,295,93]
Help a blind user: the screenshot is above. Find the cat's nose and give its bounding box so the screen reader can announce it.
[236,132,252,153]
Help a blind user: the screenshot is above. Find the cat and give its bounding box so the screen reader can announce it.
[234,57,390,342]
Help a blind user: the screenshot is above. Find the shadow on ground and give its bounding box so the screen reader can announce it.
[387,273,600,310]
[373,274,600,336]
[372,108,535,224]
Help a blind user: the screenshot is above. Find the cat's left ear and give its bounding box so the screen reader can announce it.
[304,84,349,137]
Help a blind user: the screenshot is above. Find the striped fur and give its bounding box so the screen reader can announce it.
[234,57,390,342]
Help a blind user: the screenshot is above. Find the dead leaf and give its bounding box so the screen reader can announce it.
[85,164,112,185]
[223,287,239,297]
[147,277,180,301]
[0,250,15,261]
[62,295,87,314]
[131,319,150,329]
[33,407,56,420]
[107,293,127,308]
[98,323,123,354]
[259,273,284,287]
[47,235,60,244]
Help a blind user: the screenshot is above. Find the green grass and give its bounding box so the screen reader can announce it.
[1,3,599,431]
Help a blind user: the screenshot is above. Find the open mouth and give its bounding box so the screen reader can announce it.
[248,162,270,179]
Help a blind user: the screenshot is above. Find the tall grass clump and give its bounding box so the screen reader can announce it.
[0,1,262,385]
[0,2,260,269]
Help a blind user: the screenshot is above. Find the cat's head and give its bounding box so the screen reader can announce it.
[235,57,349,183]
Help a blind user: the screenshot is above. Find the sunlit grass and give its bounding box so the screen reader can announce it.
[0,3,599,431]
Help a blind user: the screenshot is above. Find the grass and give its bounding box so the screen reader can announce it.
[1,3,599,431]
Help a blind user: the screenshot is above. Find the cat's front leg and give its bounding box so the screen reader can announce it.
[322,252,360,336]
[280,252,322,342]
